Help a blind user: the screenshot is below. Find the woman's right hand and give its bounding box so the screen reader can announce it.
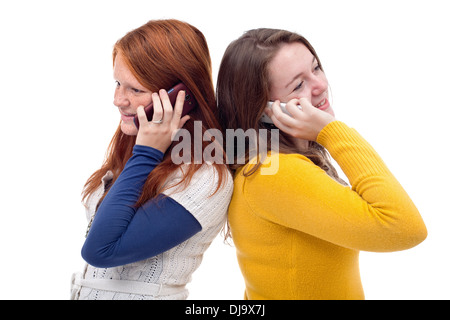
[265,98,335,142]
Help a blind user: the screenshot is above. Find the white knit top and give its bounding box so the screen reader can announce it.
[75,163,233,300]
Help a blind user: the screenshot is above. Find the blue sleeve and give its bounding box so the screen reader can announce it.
[81,144,202,268]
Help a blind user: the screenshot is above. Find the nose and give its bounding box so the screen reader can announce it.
[310,75,328,97]
[113,86,129,108]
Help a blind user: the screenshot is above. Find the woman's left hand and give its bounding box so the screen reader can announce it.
[135,89,190,153]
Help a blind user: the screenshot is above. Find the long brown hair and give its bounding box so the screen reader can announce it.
[82,19,228,207]
[217,28,343,182]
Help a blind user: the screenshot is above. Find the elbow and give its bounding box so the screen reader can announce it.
[80,244,99,268]
[398,208,428,250]
[364,207,428,253]
[399,225,427,251]
[369,199,428,252]
[384,216,428,252]
[408,221,428,248]
[81,243,115,269]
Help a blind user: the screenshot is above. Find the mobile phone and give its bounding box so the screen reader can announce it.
[260,101,301,124]
[133,82,198,129]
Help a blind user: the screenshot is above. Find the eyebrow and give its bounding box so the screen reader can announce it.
[285,56,317,89]
[113,75,146,91]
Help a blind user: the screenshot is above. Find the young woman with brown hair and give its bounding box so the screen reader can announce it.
[70,19,232,300]
[216,28,427,299]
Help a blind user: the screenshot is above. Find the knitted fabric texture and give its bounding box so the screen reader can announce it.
[228,121,427,300]
[78,164,233,300]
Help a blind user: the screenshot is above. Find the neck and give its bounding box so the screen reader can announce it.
[292,138,309,151]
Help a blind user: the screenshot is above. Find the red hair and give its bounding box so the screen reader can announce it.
[82,19,228,207]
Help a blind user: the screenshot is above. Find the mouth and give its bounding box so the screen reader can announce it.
[315,98,329,110]
[120,111,136,121]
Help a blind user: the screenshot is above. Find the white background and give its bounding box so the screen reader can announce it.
[0,0,448,299]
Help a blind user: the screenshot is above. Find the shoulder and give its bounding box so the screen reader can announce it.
[237,152,317,184]
[163,164,233,228]
[164,163,233,196]
[234,152,328,207]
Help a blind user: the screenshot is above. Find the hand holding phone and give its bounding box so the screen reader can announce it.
[134,83,198,129]
[260,101,302,124]
[262,98,335,142]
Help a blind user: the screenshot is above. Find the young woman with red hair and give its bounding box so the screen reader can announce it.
[70,19,232,300]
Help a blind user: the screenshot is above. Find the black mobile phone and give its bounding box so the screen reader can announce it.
[133,82,198,129]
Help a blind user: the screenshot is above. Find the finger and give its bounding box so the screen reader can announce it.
[271,100,297,127]
[298,97,314,113]
[268,104,291,130]
[170,115,190,147]
[270,100,286,120]
[271,116,294,134]
[151,92,164,122]
[178,115,191,129]
[285,99,303,118]
[172,90,186,121]
[268,102,286,126]
[159,89,175,121]
[136,105,148,127]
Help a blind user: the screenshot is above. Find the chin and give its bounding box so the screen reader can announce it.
[120,121,138,136]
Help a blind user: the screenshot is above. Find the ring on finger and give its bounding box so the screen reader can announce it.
[152,118,163,124]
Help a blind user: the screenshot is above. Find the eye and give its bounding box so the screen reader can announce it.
[132,88,142,93]
[293,81,304,92]
[314,64,321,72]
[115,80,121,88]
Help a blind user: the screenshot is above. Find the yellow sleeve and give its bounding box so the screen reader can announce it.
[241,121,427,252]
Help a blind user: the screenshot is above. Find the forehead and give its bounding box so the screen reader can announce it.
[268,42,314,86]
[113,53,131,78]
[113,53,144,87]
[113,53,147,90]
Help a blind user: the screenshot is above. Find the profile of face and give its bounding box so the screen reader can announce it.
[268,42,335,117]
[113,53,153,136]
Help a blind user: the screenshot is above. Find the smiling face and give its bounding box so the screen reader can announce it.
[113,52,153,135]
[268,42,334,117]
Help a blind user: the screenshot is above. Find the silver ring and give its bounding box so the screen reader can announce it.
[151,118,163,124]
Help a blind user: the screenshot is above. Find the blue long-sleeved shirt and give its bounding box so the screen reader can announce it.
[81,144,202,268]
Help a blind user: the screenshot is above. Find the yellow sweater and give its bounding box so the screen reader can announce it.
[228,121,427,300]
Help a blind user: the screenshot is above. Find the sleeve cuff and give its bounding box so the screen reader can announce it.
[133,144,164,161]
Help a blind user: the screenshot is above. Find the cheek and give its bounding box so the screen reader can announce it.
[268,85,281,101]
[136,94,153,109]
